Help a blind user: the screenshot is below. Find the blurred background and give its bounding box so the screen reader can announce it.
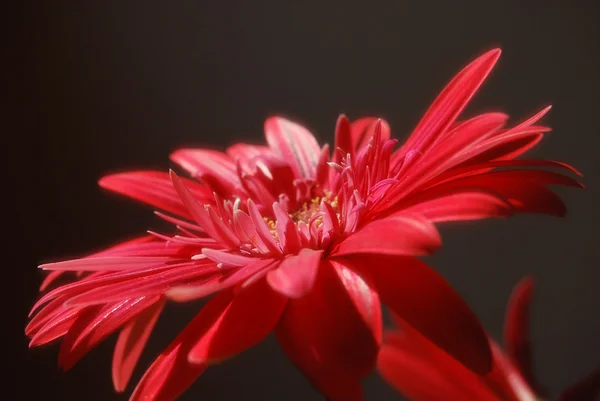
[12,1,599,400]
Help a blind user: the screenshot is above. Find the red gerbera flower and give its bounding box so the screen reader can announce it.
[378,276,600,401]
[27,48,581,401]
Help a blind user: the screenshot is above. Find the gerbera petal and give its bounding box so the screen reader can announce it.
[400,191,513,222]
[558,367,600,401]
[275,260,381,395]
[112,298,165,392]
[129,308,214,401]
[350,117,391,151]
[264,116,320,179]
[349,254,492,374]
[225,143,270,168]
[484,340,538,401]
[58,296,161,370]
[187,277,287,364]
[395,49,501,162]
[267,249,324,298]
[165,258,277,301]
[331,214,441,257]
[170,149,241,196]
[377,328,500,401]
[40,256,178,272]
[99,171,211,219]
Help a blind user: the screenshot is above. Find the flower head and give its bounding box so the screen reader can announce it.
[27,49,581,401]
[377,276,600,401]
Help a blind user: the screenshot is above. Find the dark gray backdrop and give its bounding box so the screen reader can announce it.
[13,1,599,400]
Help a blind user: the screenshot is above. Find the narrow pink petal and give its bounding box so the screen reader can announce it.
[40,256,177,272]
[39,271,65,291]
[27,295,71,337]
[201,248,256,267]
[169,170,214,230]
[331,214,441,257]
[65,262,217,306]
[247,199,281,254]
[165,258,277,301]
[350,117,391,152]
[264,116,320,179]
[99,171,211,219]
[187,277,287,364]
[58,296,161,370]
[272,202,302,254]
[333,114,353,163]
[266,249,323,298]
[275,260,381,393]
[401,191,513,222]
[29,306,80,347]
[113,298,165,392]
[348,254,492,374]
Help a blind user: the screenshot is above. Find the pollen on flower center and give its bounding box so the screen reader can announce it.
[291,193,339,225]
[263,192,341,240]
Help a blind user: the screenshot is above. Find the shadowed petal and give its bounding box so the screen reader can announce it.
[377,327,500,401]
[58,296,162,371]
[275,260,381,400]
[558,367,600,401]
[187,277,287,364]
[128,293,241,401]
[347,254,492,374]
[503,276,542,394]
[113,298,165,392]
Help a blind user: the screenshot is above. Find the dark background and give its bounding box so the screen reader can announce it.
[11,1,599,400]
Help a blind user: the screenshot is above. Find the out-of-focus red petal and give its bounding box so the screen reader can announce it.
[264,116,321,179]
[187,277,287,364]
[275,260,381,400]
[99,171,211,219]
[377,328,500,401]
[112,298,165,392]
[558,367,600,401]
[349,254,492,374]
[266,249,323,298]
[503,276,542,394]
[483,340,536,401]
[331,214,441,257]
